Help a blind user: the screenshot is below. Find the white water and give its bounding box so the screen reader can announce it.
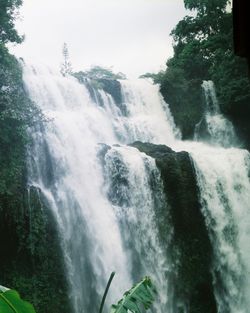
[23,64,250,313]
[24,65,130,312]
[195,80,238,147]
[104,146,173,312]
[191,82,250,312]
[172,141,250,313]
[191,145,250,313]
[23,64,177,313]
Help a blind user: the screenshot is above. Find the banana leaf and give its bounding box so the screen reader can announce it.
[0,285,36,313]
[110,277,156,313]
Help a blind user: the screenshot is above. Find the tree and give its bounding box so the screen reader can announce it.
[183,0,229,13]
[83,66,126,80]
[60,42,72,76]
[0,0,23,44]
[156,0,250,141]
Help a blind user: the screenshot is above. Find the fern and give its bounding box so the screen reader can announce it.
[110,277,156,313]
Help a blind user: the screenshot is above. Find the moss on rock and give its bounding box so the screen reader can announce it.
[0,186,72,313]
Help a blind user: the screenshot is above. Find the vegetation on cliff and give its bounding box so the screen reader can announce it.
[1,1,248,313]
[154,0,250,146]
[0,2,71,312]
[73,66,125,107]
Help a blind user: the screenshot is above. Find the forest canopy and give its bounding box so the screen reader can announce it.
[154,0,250,143]
[0,0,23,44]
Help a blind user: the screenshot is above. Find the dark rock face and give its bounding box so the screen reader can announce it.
[77,76,128,115]
[131,141,217,313]
[98,79,122,106]
[160,77,250,151]
[233,0,250,69]
[98,79,128,115]
[159,79,205,140]
[84,80,105,107]
[224,107,250,151]
[0,186,72,313]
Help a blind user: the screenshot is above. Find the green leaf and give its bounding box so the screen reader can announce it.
[110,277,156,313]
[0,286,36,313]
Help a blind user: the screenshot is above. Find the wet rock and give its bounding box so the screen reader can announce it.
[131,141,217,313]
[98,78,122,106]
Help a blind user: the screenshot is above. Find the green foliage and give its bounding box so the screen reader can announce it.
[184,0,228,13]
[0,0,23,44]
[0,286,36,313]
[110,277,156,313]
[157,0,250,142]
[0,45,43,197]
[74,66,126,81]
[0,187,72,313]
[158,68,203,139]
[0,3,70,313]
[139,71,165,83]
[209,49,250,115]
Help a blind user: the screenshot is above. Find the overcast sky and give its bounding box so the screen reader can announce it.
[11,0,187,78]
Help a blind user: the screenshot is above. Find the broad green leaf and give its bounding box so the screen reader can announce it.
[0,287,36,313]
[110,277,156,313]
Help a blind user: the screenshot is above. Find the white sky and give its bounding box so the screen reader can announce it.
[11,0,187,78]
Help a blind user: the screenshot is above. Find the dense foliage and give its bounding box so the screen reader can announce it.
[0,0,23,44]
[1,1,249,312]
[0,0,27,203]
[74,65,126,82]
[0,0,42,237]
[0,2,71,313]
[157,0,250,144]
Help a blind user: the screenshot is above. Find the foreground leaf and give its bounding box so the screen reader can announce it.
[0,286,36,313]
[110,277,156,313]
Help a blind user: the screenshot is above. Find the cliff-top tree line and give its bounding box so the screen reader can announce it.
[154,0,250,146]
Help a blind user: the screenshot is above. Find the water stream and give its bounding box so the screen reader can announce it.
[23,64,250,313]
[194,80,237,147]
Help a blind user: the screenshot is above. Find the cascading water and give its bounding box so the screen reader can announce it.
[194,80,237,147]
[22,63,177,313]
[22,62,250,313]
[171,140,250,313]
[190,145,250,313]
[103,145,173,312]
[24,65,131,313]
[118,79,181,144]
[191,81,250,312]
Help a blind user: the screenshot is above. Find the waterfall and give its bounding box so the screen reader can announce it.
[118,79,181,143]
[195,80,238,147]
[24,65,130,313]
[191,81,250,312]
[189,144,250,313]
[22,63,177,313]
[22,63,250,313]
[103,145,173,312]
